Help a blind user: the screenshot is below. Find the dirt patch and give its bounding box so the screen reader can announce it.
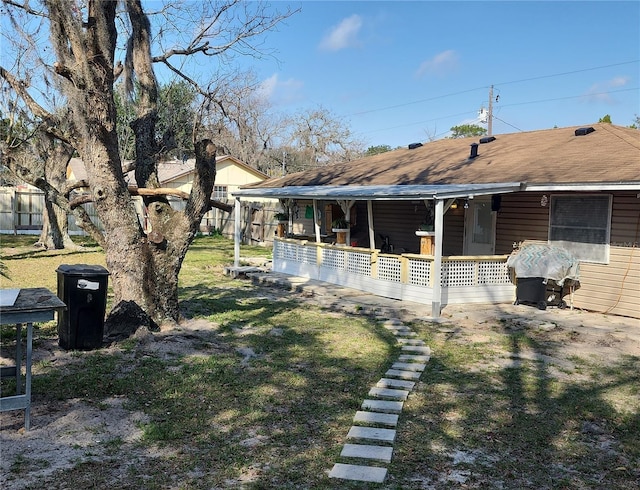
[1,291,639,489]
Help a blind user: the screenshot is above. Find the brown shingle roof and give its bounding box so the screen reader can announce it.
[248,124,640,189]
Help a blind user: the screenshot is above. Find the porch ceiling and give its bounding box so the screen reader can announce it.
[232,182,523,201]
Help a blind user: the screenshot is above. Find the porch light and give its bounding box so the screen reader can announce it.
[451,200,458,209]
[541,195,548,207]
[464,199,469,209]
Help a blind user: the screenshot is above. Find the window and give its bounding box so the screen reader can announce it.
[213,186,228,200]
[549,194,612,263]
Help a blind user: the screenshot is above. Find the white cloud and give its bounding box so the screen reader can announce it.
[319,14,363,52]
[258,73,304,105]
[416,50,459,77]
[583,76,631,103]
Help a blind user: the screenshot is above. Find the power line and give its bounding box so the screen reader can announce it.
[349,60,639,118]
[498,87,639,108]
[359,86,638,137]
[494,60,639,86]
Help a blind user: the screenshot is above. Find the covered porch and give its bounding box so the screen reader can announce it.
[232,183,523,317]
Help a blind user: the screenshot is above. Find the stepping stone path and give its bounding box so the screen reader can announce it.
[328,317,431,484]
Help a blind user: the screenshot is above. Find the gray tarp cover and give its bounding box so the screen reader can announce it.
[507,244,580,286]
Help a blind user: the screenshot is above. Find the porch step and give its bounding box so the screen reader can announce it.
[329,463,387,483]
[224,266,264,278]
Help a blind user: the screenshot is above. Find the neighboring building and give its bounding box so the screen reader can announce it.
[233,123,640,319]
[2,155,274,240]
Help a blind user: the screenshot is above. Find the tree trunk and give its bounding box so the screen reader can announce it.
[35,137,78,250]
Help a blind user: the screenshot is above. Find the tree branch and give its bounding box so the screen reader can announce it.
[68,186,232,213]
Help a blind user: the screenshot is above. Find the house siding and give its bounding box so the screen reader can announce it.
[496,191,639,318]
[289,191,639,318]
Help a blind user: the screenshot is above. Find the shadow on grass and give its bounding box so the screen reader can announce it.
[393,306,640,489]
[6,282,398,489]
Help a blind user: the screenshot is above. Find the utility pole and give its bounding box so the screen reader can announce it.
[488,85,493,137]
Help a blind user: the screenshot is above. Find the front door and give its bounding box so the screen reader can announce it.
[463,196,496,255]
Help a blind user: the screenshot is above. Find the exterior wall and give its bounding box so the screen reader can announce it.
[216,160,266,196]
[274,191,639,319]
[284,199,463,253]
[496,191,639,318]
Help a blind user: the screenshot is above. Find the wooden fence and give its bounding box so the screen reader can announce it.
[0,187,282,243]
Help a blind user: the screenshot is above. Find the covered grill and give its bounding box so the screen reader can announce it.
[507,243,580,310]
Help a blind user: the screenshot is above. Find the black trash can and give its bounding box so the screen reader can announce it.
[56,264,109,350]
[515,277,547,310]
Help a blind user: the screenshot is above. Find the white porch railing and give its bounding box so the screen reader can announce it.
[273,238,515,307]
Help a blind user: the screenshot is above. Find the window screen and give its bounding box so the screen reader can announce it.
[549,194,611,263]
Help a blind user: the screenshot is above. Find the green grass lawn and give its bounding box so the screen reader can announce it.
[1,234,638,489]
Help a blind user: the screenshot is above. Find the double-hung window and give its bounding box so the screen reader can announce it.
[549,194,612,264]
[213,185,228,200]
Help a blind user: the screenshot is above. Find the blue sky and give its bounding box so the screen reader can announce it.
[243,1,640,148]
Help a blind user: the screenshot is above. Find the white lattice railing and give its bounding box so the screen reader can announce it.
[273,238,512,288]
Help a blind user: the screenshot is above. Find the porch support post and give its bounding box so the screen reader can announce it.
[432,198,444,318]
[313,199,321,242]
[234,197,241,267]
[367,200,375,250]
[337,199,355,246]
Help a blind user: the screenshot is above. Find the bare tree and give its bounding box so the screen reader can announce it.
[1,0,296,327]
[285,106,365,172]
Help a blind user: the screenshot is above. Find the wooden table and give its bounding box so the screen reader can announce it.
[0,288,66,430]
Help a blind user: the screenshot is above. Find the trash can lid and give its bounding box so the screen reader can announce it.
[56,264,110,275]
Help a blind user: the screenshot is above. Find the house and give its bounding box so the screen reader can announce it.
[66,155,273,239]
[232,123,640,319]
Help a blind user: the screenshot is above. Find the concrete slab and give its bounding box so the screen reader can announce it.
[353,411,399,426]
[398,354,430,362]
[385,369,421,380]
[396,338,425,345]
[377,378,415,390]
[368,387,409,400]
[329,463,387,483]
[391,362,426,372]
[392,330,418,337]
[341,443,394,463]
[224,266,265,278]
[401,345,432,354]
[361,399,404,413]
[347,426,396,443]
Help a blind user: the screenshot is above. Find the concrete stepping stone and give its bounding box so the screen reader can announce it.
[385,369,421,380]
[353,411,398,427]
[361,399,404,413]
[392,330,418,337]
[402,345,432,354]
[398,354,430,362]
[382,319,404,326]
[377,378,415,390]
[396,338,425,345]
[329,463,387,483]
[341,443,394,463]
[392,362,426,372]
[347,426,396,443]
[368,387,409,400]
